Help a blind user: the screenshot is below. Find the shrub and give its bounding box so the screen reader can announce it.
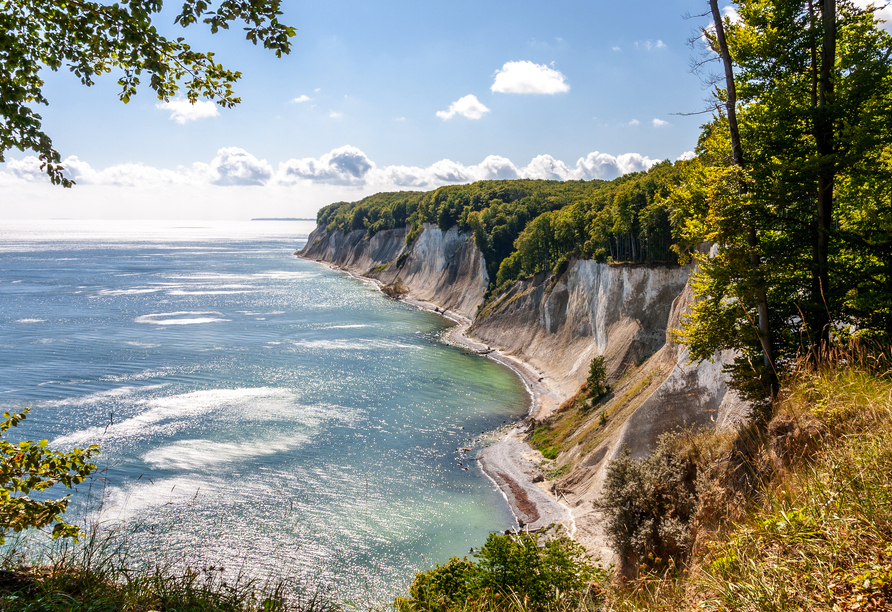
[398,531,603,612]
[540,445,560,460]
[400,557,477,609]
[594,434,697,574]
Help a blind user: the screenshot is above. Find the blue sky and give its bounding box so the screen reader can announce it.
[2,0,890,220]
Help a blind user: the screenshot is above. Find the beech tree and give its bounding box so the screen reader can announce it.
[0,0,296,186]
[672,0,892,408]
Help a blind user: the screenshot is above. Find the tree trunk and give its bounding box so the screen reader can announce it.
[812,0,836,352]
[709,0,778,396]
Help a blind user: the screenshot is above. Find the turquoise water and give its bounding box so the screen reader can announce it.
[0,220,528,599]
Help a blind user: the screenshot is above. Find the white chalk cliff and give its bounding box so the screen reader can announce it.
[300,223,745,561]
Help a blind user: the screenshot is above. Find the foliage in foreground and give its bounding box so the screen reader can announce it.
[595,354,892,611]
[0,529,338,612]
[1,0,295,186]
[0,410,99,544]
[396,530,606,612]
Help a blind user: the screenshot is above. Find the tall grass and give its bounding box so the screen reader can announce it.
[0,525,340,612]
[599,352,892,611]
[695,362,892,611]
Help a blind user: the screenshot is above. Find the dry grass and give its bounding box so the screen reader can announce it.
[600,351,892,611]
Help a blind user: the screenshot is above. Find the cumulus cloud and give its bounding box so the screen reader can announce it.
[364,150,658,188]
[1,146,661,196]
[291,95,311,103]
[279,145,374,185]
[677,150,697,161]
[612,46,621,51]
[4,156,47,182]
[156,99,219,124]
[436,95,490,120]
[329,110,344,119]
[573,152,659,180]
[491,61,570,94]
[207,148,274,186]
[653,118,670,127]
[627,119,641,126]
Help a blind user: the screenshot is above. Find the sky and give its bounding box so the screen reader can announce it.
[2,0,890,220]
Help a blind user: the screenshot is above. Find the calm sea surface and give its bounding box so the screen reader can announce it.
[0,220,528,599]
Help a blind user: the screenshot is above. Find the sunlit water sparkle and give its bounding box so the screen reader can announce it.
[0,220,528,599]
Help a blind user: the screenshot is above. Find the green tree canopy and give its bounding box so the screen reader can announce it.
[0,0,296,186]
[671,0,892,408]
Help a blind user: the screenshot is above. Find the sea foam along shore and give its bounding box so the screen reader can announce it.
[301,256,574,538]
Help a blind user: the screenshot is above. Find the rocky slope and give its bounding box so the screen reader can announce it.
[299,223,745,563]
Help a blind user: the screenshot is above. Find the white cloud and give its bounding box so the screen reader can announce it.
[1,147,663,219]
[207,148,274,186]
[523,155,574,180]
[677,150,697,161]
[436,94,490,120]
[612,46,621,51]
[573,152,659,180]
[291,95,311,103]
[329,110,344,119]
[365,150,659,188]
[3,156,47,182]
[627,119,640,126]
[156,98,219,124]
[278,145,374,185]
[635,39,666,51]
[491,61,570,94]
[653,118,670,127]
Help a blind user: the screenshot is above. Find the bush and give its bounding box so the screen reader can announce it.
[594,434,697,574]
[398,531,603,612]
[540,445,560,460]
[401,557,477,609]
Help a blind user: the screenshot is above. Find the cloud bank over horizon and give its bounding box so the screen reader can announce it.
[0,145,689,219]
[2,145,666,192]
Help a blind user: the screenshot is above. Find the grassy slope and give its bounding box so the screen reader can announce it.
[601,359,892,611]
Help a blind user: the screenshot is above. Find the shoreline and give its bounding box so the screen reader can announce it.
[299,255,572,535]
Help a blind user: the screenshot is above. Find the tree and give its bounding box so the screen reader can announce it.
[586,356,609,403]
[1,0,296,186]
[0,409,100,543]
[672,0,892,407]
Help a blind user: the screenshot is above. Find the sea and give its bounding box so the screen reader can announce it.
[0,219,529,600]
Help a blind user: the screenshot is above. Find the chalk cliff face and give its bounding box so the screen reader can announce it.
[300,222,745,560]
[301,224,487,319]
